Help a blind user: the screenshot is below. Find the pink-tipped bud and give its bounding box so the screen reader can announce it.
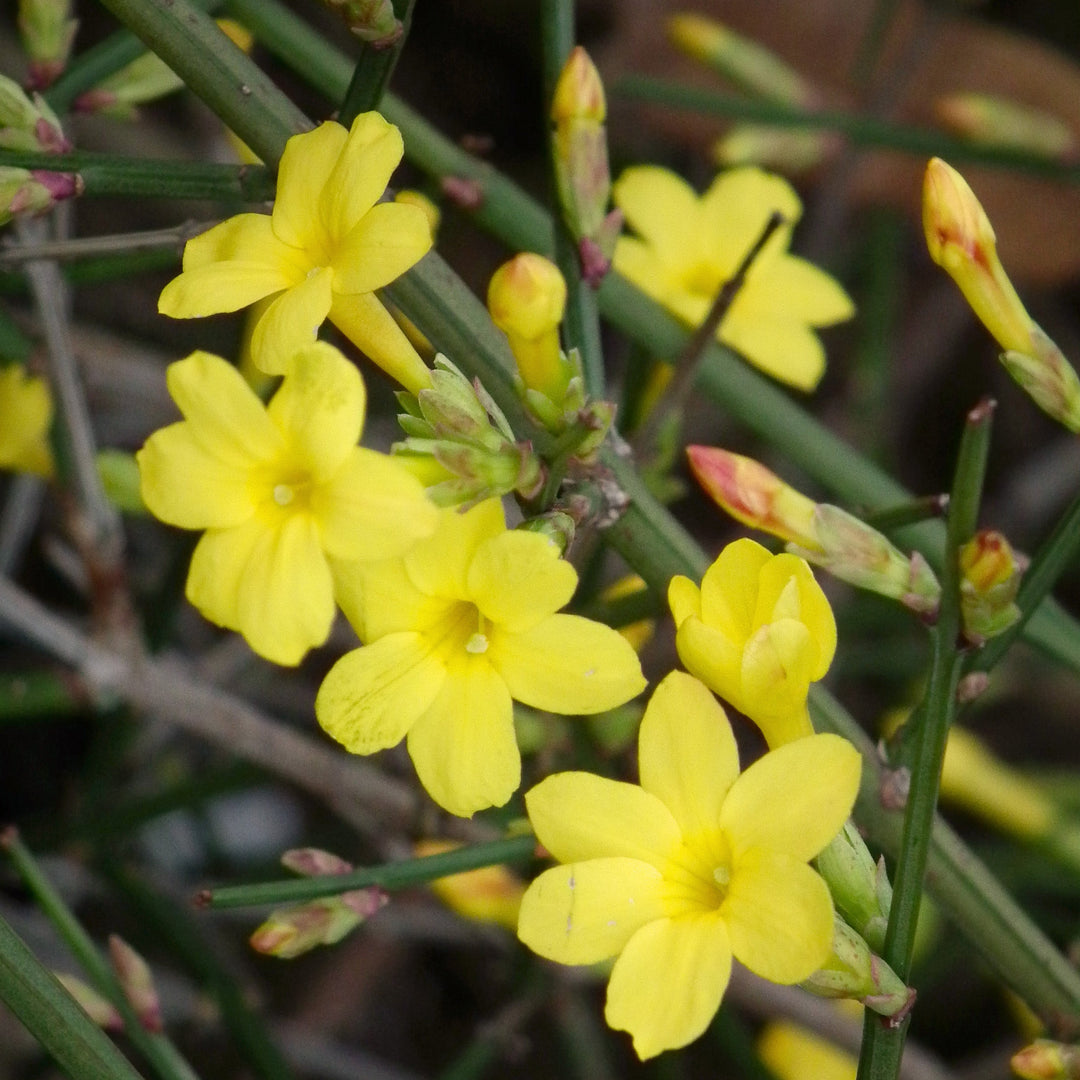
[935,93,1076,162]
[108,936,162,1033]
[1011,1039,1080,1080]
[250,891,386,959]
[0,166,81,226]
[0,75,69,152]
[54,973,123,1031]
[18,0,78,90]
[280,847,354,877]
[922,158,1036,357]
[958,529,1025,642]
[687,445,819,548]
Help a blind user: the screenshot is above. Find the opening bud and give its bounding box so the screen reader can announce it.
[958,529,1024,642]
[935,93,1075,162]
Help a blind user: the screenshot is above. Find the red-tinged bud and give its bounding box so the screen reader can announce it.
[1012,1039,1080,1080]
[0,76,69,152]
[250,891,386,958]
[440,176,484,210]
[54,973,123,1031]
[935,93,1075,162]
[18,0,78,90]
[1000,329,1080,434]
[958,529,1025,642]
[687,445,819,548]
[281,847,354,877]
[0,167,81,226]
[108,936,162,1033]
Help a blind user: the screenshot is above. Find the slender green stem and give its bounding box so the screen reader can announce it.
[200,835,537,909]
[0,908,147,1080]
[863,495,949,532]
[614,76,1080,182]
[858,400,994,1080]
[0,150,273,201]
[94,0,309,164]
[540,0,605,398]
[2,831,203,1080]
[337,0,416,126]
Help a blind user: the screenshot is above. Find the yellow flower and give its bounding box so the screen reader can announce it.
[669,538,836,747]
[758,1020,856,1080]
[517,671,860,1059]
[137,344,438,666]
[414,839,525,931]
[159,112,434,393]
[316,499,647,817]
[612,165,853,391]
[0,363,53,477]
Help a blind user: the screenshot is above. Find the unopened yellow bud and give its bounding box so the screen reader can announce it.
[1012,1038,1080,1080]
[922,158,1036,356]
[935,93,1075,161]
[487,253,568,401]
[667,13,813,106]
[395,189,440,236]
[958,529,1024,641]
[686,444,818,548]
[551,45,606,124]
[941,727,1056,840]
[414,840,525,932]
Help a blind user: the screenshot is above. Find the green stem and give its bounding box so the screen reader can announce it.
[614,76,1080,182]
[858,400,994,1080]
[0,908,147,1080]
[0,150,273,202]
[3,832,203,1080]
[337,0,416,126]
[93,0,310,164]
[200,834,537,909]
[540,0,605,398]
[0,670,82,722]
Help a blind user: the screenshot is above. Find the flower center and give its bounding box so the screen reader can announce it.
[684,261,723,299]
[424,601,492,662]
[273,483,296,506]
[256,465,314,522]
[661,829,733,918]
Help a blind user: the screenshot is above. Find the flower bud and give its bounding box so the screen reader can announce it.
[0,167,81,226]
[667,13,814,106]
[518,511,576,556]
[1012,1039,1080,1080]
[414,840,525,932]
[395,189,440,235]
[18,0,78,90]
[108,935,162,1033]
[281,847,354,877]
[935,93,1075,161]
[54,973,123,1031]
[0,74,68,152]
[487,254,570,402]
[815,821,892,955]
[551,46,606,125]
[958,529,1024,642]
[922,157,1036,357]
[96,449,146,513]
[800,915,914,1020]
[322,0,401,46]
[250,891,387,958]
[1000,332,1080,434]
[712,124,832,173]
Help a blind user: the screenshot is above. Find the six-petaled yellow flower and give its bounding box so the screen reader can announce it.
[669,537,836,747]
[316,498,647,817]
[612,165,853,391]
[517,671,860,1059]
[159,112,434,392]
[137,343,438,666]
[0,363,53,477]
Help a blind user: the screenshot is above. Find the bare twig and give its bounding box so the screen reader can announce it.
[0,221,211,268]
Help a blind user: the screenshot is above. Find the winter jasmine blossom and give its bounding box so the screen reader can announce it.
[0,363,53,477]
[612,165,853,390]
[517,671,860,1059]
[137,344,438,665]
[316,498,646,817]
[159,112,434,392]
[668,537,836,747]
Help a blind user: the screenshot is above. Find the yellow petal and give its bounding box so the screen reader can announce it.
[722,851,833,983]
[740,619,815,724]
[674,617,743,707]
[266,342,365,480]
[613,166,701,261]
[180,214,299,272]
[316,448,438,560]
[332,556,447,642]
[159,264,288,320]
[406,657,519,817]
[754,554,834,673]
[721,310,827,392]
[751,704,815,749]
[331,201,432,294]
[638,672,739,835]
[489,613,646,714]
[467,530,576,633]
[699,167,802,274]
[321,112,404,241]
[273,121,346,252]
[186,521,262,633]
[250,267,335,375]
[316,632,444,753]
[329,291,434,394]
[165,351,281,466]
[605,914,732,1060]
[759,254,855,326]
[667,575,701,626]
[525,772,679,871]
[758,1021,858,1080]
[517,858,664,965]
[405,499,505,598]
[137,423,254,528]
[720,733,861,860]
[611,236,672,304]
[235,513,336,665]
[700,537,771,642]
